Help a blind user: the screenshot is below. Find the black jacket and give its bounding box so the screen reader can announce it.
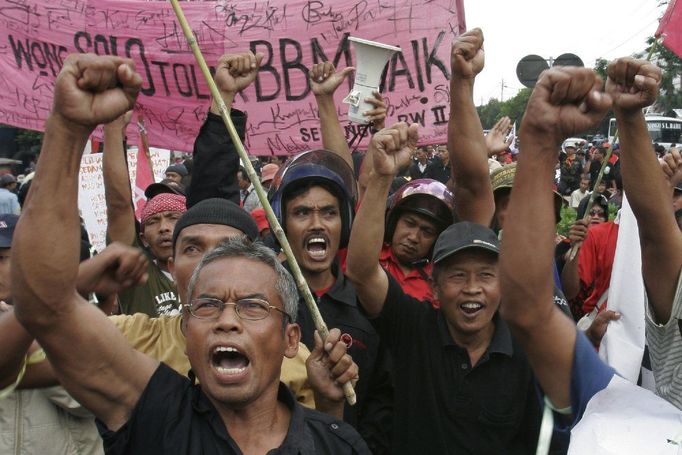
[187,111,246,208]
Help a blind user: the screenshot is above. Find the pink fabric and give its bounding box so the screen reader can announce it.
[0,0,465,155]
[657,0,682,58]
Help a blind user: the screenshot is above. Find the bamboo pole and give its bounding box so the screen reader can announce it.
[168,0,356,405]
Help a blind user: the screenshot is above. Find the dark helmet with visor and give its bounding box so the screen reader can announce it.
[385,178,454,244]
[268,150,357,247]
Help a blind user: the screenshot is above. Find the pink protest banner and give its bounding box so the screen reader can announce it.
[0,0,465,155]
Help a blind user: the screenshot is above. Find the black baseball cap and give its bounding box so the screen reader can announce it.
[145,179,186,199]
[0,214,19,248]
[431,221,500,264]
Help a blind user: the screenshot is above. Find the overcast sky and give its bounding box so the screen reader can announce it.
[462,0,666,105]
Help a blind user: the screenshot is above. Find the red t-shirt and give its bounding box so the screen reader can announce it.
[578,221,619,314]
[339,246,436,306]
[378,244,435,304]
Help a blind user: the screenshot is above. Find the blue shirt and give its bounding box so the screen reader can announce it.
[0,188,19,215]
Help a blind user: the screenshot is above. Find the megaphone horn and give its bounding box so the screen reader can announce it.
[344,37,401,124]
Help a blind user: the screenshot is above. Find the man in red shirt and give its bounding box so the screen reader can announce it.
[379,179,453,304]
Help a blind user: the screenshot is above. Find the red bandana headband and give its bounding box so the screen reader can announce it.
[140,193,186,229]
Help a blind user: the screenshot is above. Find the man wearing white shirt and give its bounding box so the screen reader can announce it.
[569,177,590,209]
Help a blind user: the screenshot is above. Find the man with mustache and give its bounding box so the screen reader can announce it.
[11,53,368,455]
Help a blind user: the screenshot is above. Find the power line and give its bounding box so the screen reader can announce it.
[597,18,659,57]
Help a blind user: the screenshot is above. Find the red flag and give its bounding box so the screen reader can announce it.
[656,0,682,58]
[133,117,155,220]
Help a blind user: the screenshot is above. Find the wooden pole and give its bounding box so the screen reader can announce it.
[168,0,356,405]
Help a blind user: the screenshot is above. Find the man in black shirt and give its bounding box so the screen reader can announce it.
[346,120,541,454]
[12,53,369,455]
[268,149,393,453]
[408,146,430,180]
[425,144,452,184]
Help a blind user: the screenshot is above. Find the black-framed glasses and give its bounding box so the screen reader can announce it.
[185,297,290,322]
[589,209,606,217]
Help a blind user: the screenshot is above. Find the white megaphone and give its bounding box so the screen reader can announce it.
[343,37,401,124]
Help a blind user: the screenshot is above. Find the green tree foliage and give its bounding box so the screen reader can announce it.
[477,98,502,130]
[15,129,43,150]
[594,58,608,81]
[500,88,531,124]
[476,88,531,130]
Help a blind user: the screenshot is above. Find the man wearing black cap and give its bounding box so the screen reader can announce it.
[346,122,542,454]
[164,163,188,184]
[145,178,186,200]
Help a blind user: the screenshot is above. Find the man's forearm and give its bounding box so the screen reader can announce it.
[560,254,581,300]
[188,110,244,207]
[617,111,672,232]
[346,173,392,316]
[103,123,135,245]
[448,78,495,224]
[500,136,557,325]
[317,95,352,170]
[347,175,391,278]
[617,109,682,322]
[13,115,89,326]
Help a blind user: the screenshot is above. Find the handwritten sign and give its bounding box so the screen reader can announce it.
[78,148,170,252]
[0,0,465,154]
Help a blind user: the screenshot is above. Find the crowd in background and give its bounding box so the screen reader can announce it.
[1,26,682,455]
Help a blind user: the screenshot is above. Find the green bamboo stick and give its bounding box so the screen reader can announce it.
[168,0,356,405]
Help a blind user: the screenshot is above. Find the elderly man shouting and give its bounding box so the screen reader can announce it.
[11,54,368,454]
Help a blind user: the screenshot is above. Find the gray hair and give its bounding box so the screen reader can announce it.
[185,237,298,322]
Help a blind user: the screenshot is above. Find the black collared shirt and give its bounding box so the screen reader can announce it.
[99,363,370,455]
[425,159,452,185]
[289,261,393,454]
[370,273,541,454]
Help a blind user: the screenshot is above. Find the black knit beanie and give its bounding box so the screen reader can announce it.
[172,198,259,248]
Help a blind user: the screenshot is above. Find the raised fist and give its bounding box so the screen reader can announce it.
[309,61,354,97]
[521,67,612,147]
[52,54,142,133]
[370,122,419,177]
[451,28,484,80]
[606,57,661,114]
[215,51,264,96]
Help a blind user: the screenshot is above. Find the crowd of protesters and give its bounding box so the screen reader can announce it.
[1,25,682,455]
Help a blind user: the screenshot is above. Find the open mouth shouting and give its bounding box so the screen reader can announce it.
[211,345,250,383]
[305,235,329,261]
